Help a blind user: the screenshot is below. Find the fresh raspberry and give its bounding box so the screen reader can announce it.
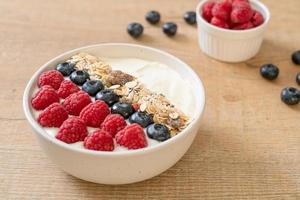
[101,114,127,137]
[132,103,140,112]
[31,86,59,110]
[57,80,80,99]
[37,103,68,127]
[232,0,249,5]
[230,2,253,23]
[63,91,92,116]
[56,117,88,144]
[233,21,254,30]
[84,130,114,151]
[38,70,64,90]
[115,123,147,150]
[227,20,237,29]
[202,1,215,22]
[211,1,232,21]
[211,17,229,29]
[251,10,264,27]
[79,100,110,127]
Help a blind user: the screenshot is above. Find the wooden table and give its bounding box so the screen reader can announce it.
[1,0,300,199]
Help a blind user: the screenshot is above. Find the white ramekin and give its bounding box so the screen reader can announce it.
[23,43,206,185]
[196,0,270,63]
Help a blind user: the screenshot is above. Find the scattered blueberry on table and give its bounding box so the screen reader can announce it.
[296,73,300,85]
[281,87,300,105]
[145,10,161,24]
[291,50,300,65]
[127,22,144,38]
[82,80,104,96]
[184,11,196,25]
[56,62,75,76]
[146,123,171,142]
[260,64,279,80]
[162,22,177,36]
[70,70,90,86]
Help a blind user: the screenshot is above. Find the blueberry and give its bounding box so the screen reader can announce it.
[260,64,279,80]
[129,112,153,128]
[146,124,170,142]
[281,87,300,105]
[111,102,134,118]
[127,23,144,38]
[162,22,177,36]
[55,62,75,76]
[95,89,119,106]
[296,73,300,85]
[82,80,104,96]
[145,10,160,24]
[292,50,300,65]
[184,11,196,25]
[70,70,90,86]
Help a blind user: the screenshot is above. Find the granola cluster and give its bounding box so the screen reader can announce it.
[67,52,189,136]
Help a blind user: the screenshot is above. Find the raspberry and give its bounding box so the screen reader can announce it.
[31,86,59,110]
[202,1,215,22]
[232,0,249,5]
[37,103,68,127]
[211,17,229,29]
[231,2,253,23]
[38,70,64,90]
[56,117,88,144]
[101,114,127,137]
[84,130,114,151]
[57,80,80,99]
[233,21,254,30]
[211,1,232,21]
[251,10,264,27]
[132,103,140,112]
[79,100,110,127]
[63,91,92,116]
[115,123,147,150]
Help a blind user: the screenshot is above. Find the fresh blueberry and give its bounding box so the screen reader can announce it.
[127,23,144,38]
[95,89,119,106]
[70,70,90,86]
[129,112,153,128]
[292,50,300,65]
[111,102,134,118]
[184,11,196,25]
[281,87,300,105]
[55,62,75,76]
[82,80,104,96]
[146,124,170,142]
[162,22,177,36]
[145,10,160,24]
[296,73,300,85]
[260,64,279,80]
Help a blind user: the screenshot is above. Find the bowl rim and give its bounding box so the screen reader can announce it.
[196,0,271,34]
[23,43,206,157]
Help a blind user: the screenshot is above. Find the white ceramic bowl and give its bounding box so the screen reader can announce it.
[196,0,270,63]
[23,43,205,184]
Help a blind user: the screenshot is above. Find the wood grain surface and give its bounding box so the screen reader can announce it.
[1,0,300,199]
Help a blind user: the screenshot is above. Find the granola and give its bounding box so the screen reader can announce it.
[68,52,190,136]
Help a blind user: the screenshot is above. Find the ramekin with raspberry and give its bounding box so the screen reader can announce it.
[196,0,270,62]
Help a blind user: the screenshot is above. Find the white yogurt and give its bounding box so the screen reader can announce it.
[102,58,195,117]
[34,57,195,151]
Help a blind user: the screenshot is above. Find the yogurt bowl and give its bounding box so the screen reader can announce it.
[23,43,205,184]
